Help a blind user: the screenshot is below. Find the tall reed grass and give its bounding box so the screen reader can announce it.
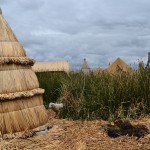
[36,69,150,120]
[36,72,64,107]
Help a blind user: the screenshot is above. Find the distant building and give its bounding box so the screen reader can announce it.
[81,58,90,74]
[146,52,150,69]
[32,60,70,73]
[106,58,133,74]
[93,67,105,75]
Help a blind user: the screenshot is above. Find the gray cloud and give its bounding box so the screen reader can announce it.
[0,0,150,69]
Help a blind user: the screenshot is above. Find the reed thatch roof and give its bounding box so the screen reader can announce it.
[32,61,70,73]
[0,9,48,137]
[106,58,133,74]
[93,67,105,75]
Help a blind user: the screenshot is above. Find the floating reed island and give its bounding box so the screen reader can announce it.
[0,8,48,137]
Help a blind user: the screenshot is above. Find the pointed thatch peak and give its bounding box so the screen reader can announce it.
[106,57,133,74]
[0,9,18,42]
[0,8,27,58]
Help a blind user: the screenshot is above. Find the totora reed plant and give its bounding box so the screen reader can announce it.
[37,68,150,121]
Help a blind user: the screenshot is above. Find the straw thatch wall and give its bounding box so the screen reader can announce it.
[0,9,48,136]
[32,61,70,73]
[106,58,133,74]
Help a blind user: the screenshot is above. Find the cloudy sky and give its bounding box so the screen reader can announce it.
[0,0,150,69]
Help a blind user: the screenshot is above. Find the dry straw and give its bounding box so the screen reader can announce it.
[1,118,149,149]
[0,9,48,136]
[0,42,26,57]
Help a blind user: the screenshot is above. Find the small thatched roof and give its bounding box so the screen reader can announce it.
[32,61,70,73]
[106,58,133,74]
[0,9,48,137]
[93,67,105,75]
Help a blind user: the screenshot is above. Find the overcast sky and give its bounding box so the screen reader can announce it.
[0,0,150,69]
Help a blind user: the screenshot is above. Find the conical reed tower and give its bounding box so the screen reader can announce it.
[81,58,90,74]
[0,8,48,136]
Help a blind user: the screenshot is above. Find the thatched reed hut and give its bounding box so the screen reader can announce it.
[93,67,105,75]
[106,58,133,74]
[0,8,48,137]
[32,61,70,73]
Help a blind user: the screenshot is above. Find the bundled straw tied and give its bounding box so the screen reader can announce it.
[0,105,48,134]
[0,42,26,57]
[0,8,48,136]
[0,64,31,71]
[0,69,40,94]
[0,96,43,113]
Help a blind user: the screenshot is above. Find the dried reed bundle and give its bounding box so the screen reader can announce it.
[0,64,31,71]
[0,57,35,66]
[0,42,26,57]
[0,69,39,94]
[0,95,43,113]
[0,88,44,101]
[0,105,48,134]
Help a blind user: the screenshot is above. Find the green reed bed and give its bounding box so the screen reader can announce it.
[36,72,65,107]
[36,69,150,120]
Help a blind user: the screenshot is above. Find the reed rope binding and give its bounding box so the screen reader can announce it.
[0,57,35,66]
[0,88,44,101]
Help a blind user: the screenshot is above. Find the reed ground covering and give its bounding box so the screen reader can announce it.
[1,115,150,150]
[36,69,150,121]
